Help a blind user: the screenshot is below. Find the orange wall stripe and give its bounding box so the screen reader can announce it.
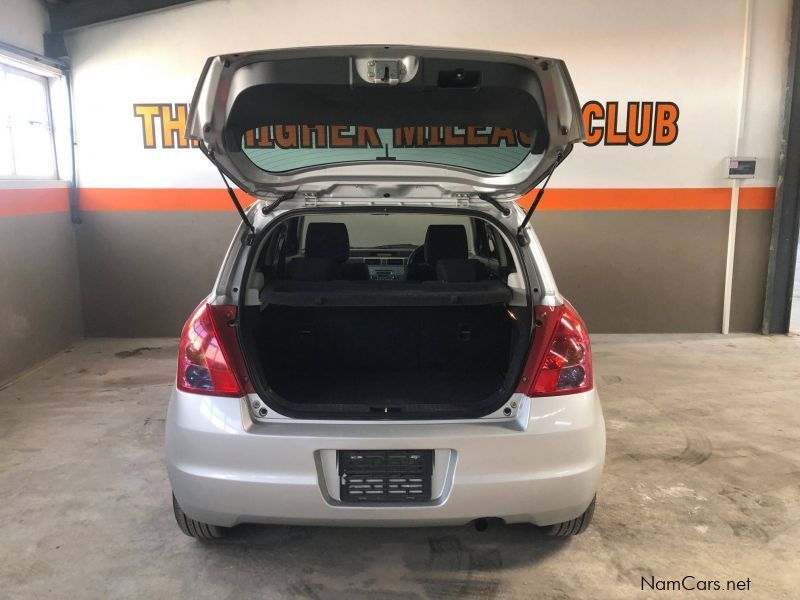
[738,187,777,210]
[517,187,775,211]
[0,187,70,217]
[76,186,775,212]
[79,188,255,212]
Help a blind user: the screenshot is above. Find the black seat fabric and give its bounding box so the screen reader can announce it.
[408,224,469,281]
[339,261,369,280]
[305,223,350,262]
[289,222,368,281]
[436,258,488,283]
[424,225,468,264]
[287,257,338,281]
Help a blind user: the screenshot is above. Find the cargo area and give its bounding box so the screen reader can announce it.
[245,304,523,414]
[238,211,532,418]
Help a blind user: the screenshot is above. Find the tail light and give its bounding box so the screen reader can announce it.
[177,302,252,397]
[518,300,593,396]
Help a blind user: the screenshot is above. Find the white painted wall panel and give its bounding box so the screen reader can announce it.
[65,0,791,191]
[0,0,49,54]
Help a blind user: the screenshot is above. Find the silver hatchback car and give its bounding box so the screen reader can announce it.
[165,45,605,538]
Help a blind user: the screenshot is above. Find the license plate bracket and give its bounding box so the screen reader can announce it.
[338,449,433,503]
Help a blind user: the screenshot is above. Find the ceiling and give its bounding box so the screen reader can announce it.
[45,0,199,33]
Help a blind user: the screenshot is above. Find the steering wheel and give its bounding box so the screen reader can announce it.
[407,244,426,266]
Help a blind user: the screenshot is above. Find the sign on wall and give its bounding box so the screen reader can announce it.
[133,101,680,150]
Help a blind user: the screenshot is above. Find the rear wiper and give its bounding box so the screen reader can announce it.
[375,145,397,161]
[477,193,511,216]
[516,152,563,244]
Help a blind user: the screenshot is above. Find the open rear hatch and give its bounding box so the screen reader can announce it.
[187,45,584,201]
[185,46,584,419]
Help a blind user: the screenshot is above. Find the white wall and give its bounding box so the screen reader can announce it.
[59,0,793,335]
[64,0,791,191]
[0,0,49,54]
[0,1,84,382]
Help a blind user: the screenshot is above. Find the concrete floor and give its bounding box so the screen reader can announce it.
[1,335,799,599]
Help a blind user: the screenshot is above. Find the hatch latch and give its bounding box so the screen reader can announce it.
[455,193,471,208]
[367,60,404,85]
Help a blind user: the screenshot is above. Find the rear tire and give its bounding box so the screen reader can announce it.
[172,494,226,539]
[544,496,596,536]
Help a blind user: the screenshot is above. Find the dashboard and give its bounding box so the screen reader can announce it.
[349,247,415,281]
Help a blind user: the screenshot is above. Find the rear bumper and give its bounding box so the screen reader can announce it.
[165,389,605,528]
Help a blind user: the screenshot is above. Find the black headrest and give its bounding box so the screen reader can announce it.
[424,225,468,265]
[305,222,349,262]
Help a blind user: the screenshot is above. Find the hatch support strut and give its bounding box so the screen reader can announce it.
[516,152,563,244]
[213,161,256,243]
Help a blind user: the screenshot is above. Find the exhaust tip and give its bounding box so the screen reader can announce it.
[474,518,489,532]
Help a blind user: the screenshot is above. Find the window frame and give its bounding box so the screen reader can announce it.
[0,63,59,181]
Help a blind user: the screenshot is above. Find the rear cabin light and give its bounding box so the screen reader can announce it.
[518,300,593,396]
[177,302,252,397]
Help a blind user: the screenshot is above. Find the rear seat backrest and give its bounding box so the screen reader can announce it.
[424,224,468,265]
[288,222,368,281]
[408,224,470,281]
[436,258,488,282]
[305,223,350,262]
[287,257,339,281]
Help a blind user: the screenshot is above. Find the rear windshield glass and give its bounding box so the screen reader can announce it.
[301,213,474,248]
[241,125,536,174]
